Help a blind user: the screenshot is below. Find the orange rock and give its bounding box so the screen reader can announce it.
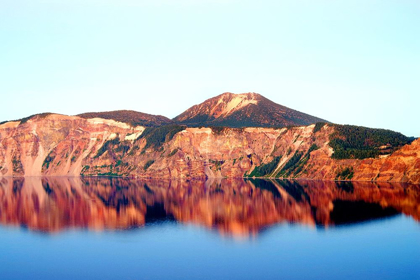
[0,115,419,184]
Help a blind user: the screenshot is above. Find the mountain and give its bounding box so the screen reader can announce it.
[173,92,328,127]
[0,114,418,184]
[0,92,418,183]
[77,110,173,127]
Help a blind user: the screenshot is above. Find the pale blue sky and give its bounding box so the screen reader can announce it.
[1,0,419,136]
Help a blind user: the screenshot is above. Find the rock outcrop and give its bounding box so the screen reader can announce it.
[0,114,419,184]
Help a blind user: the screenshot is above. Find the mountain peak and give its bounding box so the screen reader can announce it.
[209,92,261,118]
[218,92,262,101]
[220,91,260,97]
[174,92,327,128]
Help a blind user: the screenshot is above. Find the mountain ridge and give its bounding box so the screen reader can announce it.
[0,114,418,184]
[77,110,173,127]
[1,92,326,129]
[0,92,418,183]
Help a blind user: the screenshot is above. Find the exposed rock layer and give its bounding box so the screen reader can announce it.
[0,114,418,184]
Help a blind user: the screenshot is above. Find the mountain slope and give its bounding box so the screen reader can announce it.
[0,114,418,184]
[173,92,328,127]
[77,110,173,127]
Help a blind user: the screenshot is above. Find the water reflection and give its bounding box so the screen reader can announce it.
[0,177,419,236]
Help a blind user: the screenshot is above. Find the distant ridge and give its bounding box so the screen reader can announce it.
[2,92,327,128]
[0,99,418,184]
[77,110,173,127]
[173,92,328,128]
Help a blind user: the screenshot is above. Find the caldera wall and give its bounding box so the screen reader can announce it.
[0,114,419,184]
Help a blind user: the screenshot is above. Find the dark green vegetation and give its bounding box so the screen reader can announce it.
[209,159,225,171]
[174,93,328,128]
[81,165,90,173]
[115,143,131,155]
[168,148,179,157]
[209,126,228,134]
[247,143,320,178]
[12,154,24,174]
[42,151,56,170]
[143,160,155,171]
[329,124,411,159]
[209,126,245,135]
[313,122,326,133]
[71,147,82,163]
[78,110,173,127]
[335,166,354,180]
[0,113,54,125]
[127,145,140,156]
[85,136,138,176]
[308,144,319,154]
[80,125,186,176]
[248,156,282,177]
[137,125,185,151]
[82,161,134,176]
[94,137,121,158]
[277,144,319,178]
[278,151,303,176]
[19,113,53,124]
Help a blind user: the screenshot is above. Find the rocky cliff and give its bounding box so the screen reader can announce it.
[0,114,418,184]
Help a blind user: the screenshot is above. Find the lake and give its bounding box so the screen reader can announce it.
[0,177,419,280]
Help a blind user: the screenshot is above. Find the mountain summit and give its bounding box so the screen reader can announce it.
[173,92,327,127]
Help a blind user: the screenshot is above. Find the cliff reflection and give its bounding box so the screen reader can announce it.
[0,177,419,236]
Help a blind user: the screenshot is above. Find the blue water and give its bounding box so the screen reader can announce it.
[0,178,419,280]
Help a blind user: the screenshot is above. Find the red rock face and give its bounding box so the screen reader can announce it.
[0,114,419,184]
[0,114,144,177]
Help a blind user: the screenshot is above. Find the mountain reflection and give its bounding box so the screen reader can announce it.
[0,177,419,236]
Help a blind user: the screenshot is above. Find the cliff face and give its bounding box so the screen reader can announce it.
[0,114,145,177]
[0,114,419,184]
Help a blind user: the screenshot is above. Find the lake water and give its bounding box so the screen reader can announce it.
[0,177,419,280]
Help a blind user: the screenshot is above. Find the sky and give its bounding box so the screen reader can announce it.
[0,0,419,136]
